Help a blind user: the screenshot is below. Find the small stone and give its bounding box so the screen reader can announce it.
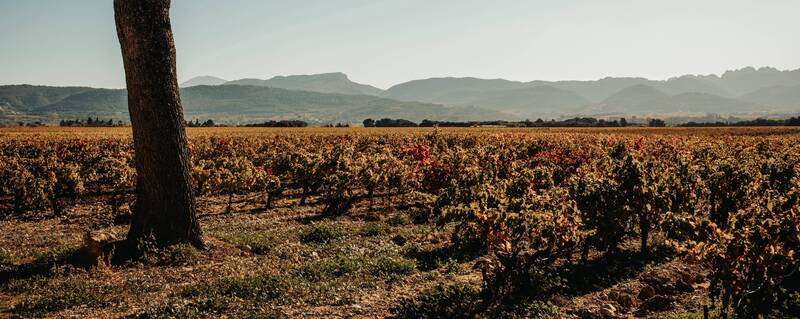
[551,295,570,307]
[392,234,407,246]
[599,304,617,318]
[675,278,694,292]
[641,295,675,311]
[617,292,635,309]
[638,285,656,301]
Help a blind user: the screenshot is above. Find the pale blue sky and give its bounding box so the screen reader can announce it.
[1,0,798,89]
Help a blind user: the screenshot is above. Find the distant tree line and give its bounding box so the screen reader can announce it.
[648,119,666,127]
[60,117,124,127]
[364,116,800,128]
[323,123,350,128]
[17,121,46,127]
[364,117,637,128]
[186,119,217,127]
[520,117,634,128]
[242,120,308,127]
[363,118,417,127]
[678,116,800,127]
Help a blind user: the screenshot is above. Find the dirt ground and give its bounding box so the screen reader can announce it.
[0,186,712,319]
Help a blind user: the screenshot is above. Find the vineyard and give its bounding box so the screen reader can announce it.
[1,127,799,318]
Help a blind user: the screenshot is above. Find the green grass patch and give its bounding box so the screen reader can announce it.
[360,222,391,237]
[300,254,365,281]
[128,298,229,319]
[370,256,415,280]
[11,277,115,316]
[222,232,278,255]
[301,224,346,244]
[386,213,412,226]
[32,244,78,264]
[390,283,481,319]
[151,243,202,267]
[182,273,288,302]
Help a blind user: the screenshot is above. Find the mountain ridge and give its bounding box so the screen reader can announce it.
[180,76,227,87]
[4,66,799,124]
[223,72,384,96]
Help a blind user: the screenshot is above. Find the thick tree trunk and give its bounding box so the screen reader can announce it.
[114,0,204,248]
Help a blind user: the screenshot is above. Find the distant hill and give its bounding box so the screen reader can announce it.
[659,92,759,113]
[716,67,800,94]
[590,85,670,113]
[591,85,759,114]
[383,77,528,102]
[0,85,93,112]
[178,85,493,123]
[541,78,651,102]
[654,76,732,97]
[739,85,800,112]
[383,79,590,117]
[3,84,512,124]
[465,86,590,116]
[225,72,383,96]
[180,76,227,87]
[36,88,128,116]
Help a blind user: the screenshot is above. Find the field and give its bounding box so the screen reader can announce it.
[1,126,799,318]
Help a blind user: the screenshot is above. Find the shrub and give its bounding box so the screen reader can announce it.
[300,254,364,281]
[301,224,345,244]
[386,213,412,226]
[370,256,415,280]
[360,223,391,237]
[701,190,799,318]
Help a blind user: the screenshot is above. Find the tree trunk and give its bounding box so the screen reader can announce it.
[367,187,374,211]
[299,185,308,206]
[114,0,204,248]
[51,194,61,217]
[640,215,650,254]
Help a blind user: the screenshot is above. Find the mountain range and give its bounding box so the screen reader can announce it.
[377,67,800,117]
[2,67,799,124]
[0,84,510,124]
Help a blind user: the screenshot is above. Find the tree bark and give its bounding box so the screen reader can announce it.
[114,0,204,248]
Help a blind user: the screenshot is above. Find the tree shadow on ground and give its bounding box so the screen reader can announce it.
[0,239,147,289]
[556,248,673,296]
[0,250,80,288]
[405,242,483,271]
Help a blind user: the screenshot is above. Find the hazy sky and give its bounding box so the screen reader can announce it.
[1,0,798,89]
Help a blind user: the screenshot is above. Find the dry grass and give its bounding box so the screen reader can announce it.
[0,173,710,319]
